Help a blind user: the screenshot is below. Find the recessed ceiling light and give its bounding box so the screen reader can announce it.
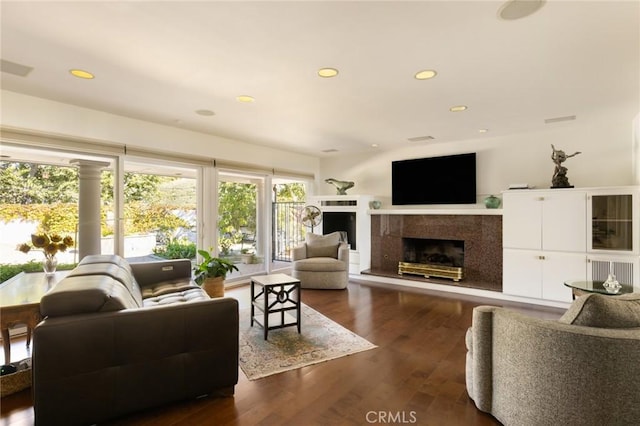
[195,109,215,116]
[478,128,488,133]
[69,69,94,79]
[318,68,339,78]
[498,0,546,20]
[450,105,468,112]
[236,95,255,103]
[371,144,379,148]
[414,69,437,80]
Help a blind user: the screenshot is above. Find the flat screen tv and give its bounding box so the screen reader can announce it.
[392,153,476,205]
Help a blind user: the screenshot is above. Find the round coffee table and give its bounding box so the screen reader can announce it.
[564,280,634,299]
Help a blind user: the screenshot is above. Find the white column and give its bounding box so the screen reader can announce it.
[71,159,110,259]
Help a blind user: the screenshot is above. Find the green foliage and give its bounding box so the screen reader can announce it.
[217,181,256,252]
[124,203,192,235]
[153,238,196,259]
[0,203,78,234]
[0,163,78,204]
[0,261,77,284]
[274,182,306,202]
[193,249,238,284]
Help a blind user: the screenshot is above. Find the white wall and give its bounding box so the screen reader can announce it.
[0,90,319,175]
[318,106,638,206]
[634,113,640,185]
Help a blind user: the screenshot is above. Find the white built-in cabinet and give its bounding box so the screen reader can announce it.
[503,186,640,303]
[586,188,640,286]
[503,189,586,303]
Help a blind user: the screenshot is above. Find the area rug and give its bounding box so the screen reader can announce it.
[239,303,377,380]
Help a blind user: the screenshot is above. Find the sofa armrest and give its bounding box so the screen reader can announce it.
[33,297,239,426]
[338,242,350,264]
[130,258,192,287]
[291,244,307,261]
[467,305,495,412]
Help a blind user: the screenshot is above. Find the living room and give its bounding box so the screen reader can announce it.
[1,1,639,425]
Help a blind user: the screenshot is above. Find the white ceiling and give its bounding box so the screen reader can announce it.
[1,1,639,157]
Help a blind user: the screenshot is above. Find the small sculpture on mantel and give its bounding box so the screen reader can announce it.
[551,144,581,188]
[325,178,355,195]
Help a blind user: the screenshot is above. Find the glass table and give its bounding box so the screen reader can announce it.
[564,279,634,299]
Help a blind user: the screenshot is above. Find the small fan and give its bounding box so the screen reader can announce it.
[300,205,322,233]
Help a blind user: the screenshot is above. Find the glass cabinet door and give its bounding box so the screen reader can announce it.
[590,194,633,251]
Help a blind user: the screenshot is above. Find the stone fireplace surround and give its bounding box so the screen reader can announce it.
[367,213,502,292]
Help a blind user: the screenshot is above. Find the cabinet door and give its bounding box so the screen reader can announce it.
[587,191,637,254]
[542,252,586,303]
[541,191,586,252]
[503,193,543,250]
[503,249,543,298]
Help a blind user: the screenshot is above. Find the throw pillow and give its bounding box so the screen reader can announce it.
[559,293,640,328]
[305,232,342,258]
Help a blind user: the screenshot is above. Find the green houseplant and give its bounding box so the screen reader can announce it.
[194,249,238,298]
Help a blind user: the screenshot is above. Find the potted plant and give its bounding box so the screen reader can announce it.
[194,249,239,298]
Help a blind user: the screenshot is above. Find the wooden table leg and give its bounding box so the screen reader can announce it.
[1,328,11,364]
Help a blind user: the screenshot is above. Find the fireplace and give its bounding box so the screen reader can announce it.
[322,211,357,250]
[399,238,465,281]
[368,214,503,292]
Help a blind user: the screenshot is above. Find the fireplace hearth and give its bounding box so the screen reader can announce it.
[399,238,465,281]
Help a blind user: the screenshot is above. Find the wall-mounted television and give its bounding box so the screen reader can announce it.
[392,153,476,205]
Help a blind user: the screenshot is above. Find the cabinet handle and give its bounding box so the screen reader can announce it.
[538,255,545,260]
[538,197,545,201]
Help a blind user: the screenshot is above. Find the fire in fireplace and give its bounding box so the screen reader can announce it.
[399,238,465,281]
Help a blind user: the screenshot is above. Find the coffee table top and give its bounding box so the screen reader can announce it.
[564,280,634,296]
[0,271,69,308]
[251,273,300,286]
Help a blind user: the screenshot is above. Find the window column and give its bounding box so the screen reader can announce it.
[71,159,110,259]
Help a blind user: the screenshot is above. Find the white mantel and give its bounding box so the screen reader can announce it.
[369,208,502,216]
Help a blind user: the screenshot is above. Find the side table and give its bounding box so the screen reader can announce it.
[250,274,301,340]
[564,279,634,299]
[0,271,68,363]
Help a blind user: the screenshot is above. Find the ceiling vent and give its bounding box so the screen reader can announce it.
[407,136,435,142]
[321,149,338,153]
[1,59,34,77]
[544,115,576,124]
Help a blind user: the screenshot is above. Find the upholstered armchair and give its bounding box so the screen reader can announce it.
[465,293,640,426]
[291,232,349,289]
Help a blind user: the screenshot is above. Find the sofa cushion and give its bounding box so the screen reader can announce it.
[40,275,140,317]
[305,232,342,258]
[292,257,347,272]
[559,292,640,328]
[141,279,201,299]
[79,254,133,274]
[142,288,210,307]
[66,262,143,306]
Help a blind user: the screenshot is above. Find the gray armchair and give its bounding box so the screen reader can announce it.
[291,232,349,289]
[465,293,640,426]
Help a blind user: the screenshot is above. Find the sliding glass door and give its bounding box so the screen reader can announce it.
[217,171,266,281]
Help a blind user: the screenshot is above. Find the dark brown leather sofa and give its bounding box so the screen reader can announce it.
[33,255,238,426]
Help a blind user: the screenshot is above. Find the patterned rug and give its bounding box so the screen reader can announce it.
[239,303,377,380]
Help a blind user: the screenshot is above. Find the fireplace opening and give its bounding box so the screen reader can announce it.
[399,238,465,281]
[322,211,356,250]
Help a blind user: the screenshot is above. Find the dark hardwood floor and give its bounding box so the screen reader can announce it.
[1,279,564,425]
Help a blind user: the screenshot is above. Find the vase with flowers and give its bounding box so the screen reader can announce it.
[17,233,75,275]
